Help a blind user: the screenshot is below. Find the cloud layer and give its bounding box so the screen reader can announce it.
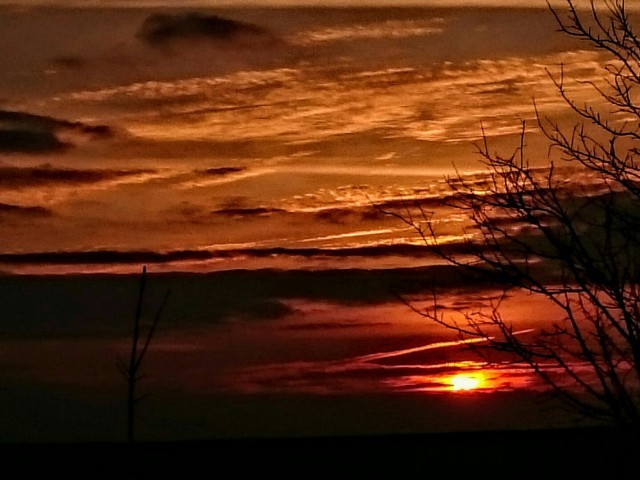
[0,265,491,336]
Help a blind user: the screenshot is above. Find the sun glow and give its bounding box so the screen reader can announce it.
[450,373,484,391]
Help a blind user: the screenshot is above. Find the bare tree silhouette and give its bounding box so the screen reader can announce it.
[117,266,171,442]
[395,0,640,426]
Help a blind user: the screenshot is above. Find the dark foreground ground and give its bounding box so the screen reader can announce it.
[2,427,638,478]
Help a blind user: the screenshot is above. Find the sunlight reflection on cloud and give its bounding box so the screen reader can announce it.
[288,18,446,45]
[216,335,560,395]
[55,49,605,148]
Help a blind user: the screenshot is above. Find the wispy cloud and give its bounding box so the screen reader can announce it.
[60,67,302,120]
[288,18,445,45]
[173,165,275,189]
[57,49,604,148]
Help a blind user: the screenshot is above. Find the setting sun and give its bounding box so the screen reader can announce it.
[450,374,483,391]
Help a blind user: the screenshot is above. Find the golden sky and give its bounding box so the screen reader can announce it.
[0,3,614,273]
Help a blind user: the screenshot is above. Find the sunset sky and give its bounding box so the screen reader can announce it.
[0,1,610,273]
[0,1,623,441]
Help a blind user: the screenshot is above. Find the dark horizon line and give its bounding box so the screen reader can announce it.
[0,244,450,265]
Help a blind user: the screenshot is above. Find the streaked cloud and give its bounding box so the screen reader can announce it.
[58,49,603,148]
[288,18,445,45]
[174,165,273,189]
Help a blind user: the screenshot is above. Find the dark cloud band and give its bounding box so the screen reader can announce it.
[0,202,52,218]
[137,12,279,48]
[0,166,155,188]
[0,110,113,154]
[0,244,479,265]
